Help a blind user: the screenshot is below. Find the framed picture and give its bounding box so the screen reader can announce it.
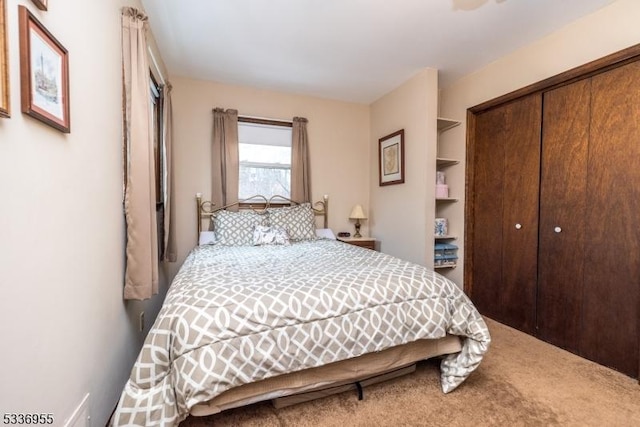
[31,0,48,12]
[0,0,9,118]
[379,129,405,186]
[19,5,70,133]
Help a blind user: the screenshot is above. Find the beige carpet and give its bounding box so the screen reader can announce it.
[180,318,640,426]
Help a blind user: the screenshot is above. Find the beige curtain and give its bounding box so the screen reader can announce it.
[162,83,176,262]
[211,108,239,209]
[291,117,311,202]
[122,8,158,300]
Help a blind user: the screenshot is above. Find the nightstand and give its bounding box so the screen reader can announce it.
[337,237,377,251]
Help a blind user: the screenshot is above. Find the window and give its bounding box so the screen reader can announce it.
[149,73,163,205]
[149,73,165,259]
[238,118,292,201]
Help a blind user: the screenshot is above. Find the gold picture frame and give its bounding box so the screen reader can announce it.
[378,129,405,186]
[19,5,70,133]
[0,0,9,118]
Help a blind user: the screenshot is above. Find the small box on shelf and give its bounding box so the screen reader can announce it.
[434,242,458,268]
[434,218,448,237]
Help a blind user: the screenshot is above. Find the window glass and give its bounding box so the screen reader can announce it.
[149,75,163,204]
[238,121,292,200]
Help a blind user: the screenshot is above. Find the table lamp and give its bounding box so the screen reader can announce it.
[349,205,367,238]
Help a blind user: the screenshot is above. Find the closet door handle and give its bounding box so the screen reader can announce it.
[554,226,562,233]
[515,223,522,230]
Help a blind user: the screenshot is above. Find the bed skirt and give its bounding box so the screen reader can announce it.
[191,334,462,416]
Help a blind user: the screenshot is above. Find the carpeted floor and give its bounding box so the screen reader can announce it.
[180,318,640,426]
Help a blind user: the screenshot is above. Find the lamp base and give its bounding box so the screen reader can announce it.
[354,220,362,238]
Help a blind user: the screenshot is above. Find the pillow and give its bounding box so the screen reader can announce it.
[268,203,316,241]
[214,210,269,246]
[252,225,290,246]
[198,231,217,245]
[315,228,336,240]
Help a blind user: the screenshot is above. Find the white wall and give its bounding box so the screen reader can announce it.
[0,1,169,425]
[168,77,371,275]
[439,0,640,286]
[369,69,439,266]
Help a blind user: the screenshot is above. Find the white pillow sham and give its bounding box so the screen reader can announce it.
[198,231,217,246]
[315,228,336,240]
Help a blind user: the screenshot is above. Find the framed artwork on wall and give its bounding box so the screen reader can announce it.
[378,129,405,186]
[18,5,70,133]
[31,0,48,12]
[0,0,9,118]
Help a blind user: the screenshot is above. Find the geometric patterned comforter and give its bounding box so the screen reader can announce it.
[110,239,491,426]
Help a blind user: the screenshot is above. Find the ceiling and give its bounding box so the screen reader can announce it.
[141,0,616,104]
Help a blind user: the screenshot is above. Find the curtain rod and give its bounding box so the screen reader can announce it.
[238,115,293,127]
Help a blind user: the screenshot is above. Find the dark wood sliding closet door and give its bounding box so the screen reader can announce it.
[468,46,640,380]
[580,60,640,378]
[537,79,591,353]
[470,106,505,322]
[470,94,541,334]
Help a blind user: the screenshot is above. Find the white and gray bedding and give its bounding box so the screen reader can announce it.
[111,239,491,426]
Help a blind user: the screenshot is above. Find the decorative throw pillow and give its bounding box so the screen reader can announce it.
[214,210,268,246]
[268,203,316,241]
[252,225,290,246]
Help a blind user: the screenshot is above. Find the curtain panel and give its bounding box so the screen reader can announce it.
[291,117,311,202]
[211,108,239,210]
[122,7,158,300]
[162,83,176,262]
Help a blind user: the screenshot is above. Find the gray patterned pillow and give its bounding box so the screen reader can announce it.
[268,203,316,241]
[252,225,290,246]
[214,210,268,246]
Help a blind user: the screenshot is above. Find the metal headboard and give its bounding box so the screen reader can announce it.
[195,193,329,244]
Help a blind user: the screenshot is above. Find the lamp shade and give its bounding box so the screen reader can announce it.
[349,205,367,220]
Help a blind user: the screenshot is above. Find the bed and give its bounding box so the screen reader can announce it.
[110,195,491,426]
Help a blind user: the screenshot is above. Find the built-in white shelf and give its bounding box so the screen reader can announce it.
[437,117,461,133]
[434,235,457,240]
[436,157,460,168]
[434,117,462,275]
